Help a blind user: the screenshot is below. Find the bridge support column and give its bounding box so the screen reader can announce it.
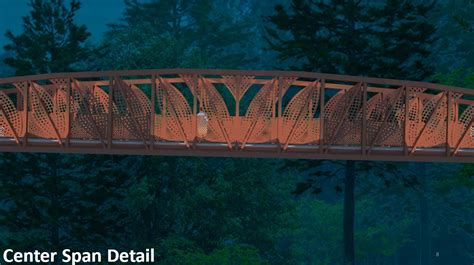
[343,160,356,265]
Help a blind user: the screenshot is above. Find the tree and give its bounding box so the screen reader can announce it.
[432,67,474,89]
[266,0,373,74]
[0,0,126,258]
[122,156,297,264]
[431,0,474,71]
[0,52,14,77]
[99,0,254,70]
[3,0,93,75]
[266,0,436,80]
[291,196,411,265]
[369,0,437,80]
[85,2,300,263]
[266,1,437,264]
[0,154,132,253]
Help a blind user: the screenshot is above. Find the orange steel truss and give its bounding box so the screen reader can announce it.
[0,68,474,162]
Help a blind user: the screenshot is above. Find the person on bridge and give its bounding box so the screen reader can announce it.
[197,111,209,139]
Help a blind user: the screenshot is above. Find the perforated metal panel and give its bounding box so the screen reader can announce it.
[240,77,296,144]
[0,91,23,138]
[281,81,320,146]
[364,88,405,147]
[0,69,473,161]
[156,78,193,142]
[324,84,362,146]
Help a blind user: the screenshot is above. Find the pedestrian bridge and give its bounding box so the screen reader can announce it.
[0,69,473,162]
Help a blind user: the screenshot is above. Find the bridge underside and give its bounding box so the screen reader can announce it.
[0,69,473,163]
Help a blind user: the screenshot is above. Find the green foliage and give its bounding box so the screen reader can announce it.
[384,163,474,258]
[161,240,267,265]
[436,164,474,235]
[267,2,439,263]
[292,199,342,265]
[432,68,474,88]
[0,154,133,251]
[266,0,437,80]
[290,198,411,265]
[0,1,121,254]
[99,0,253,69]
[2,0,474,264]
[123,157,297,264]
[85,1,299,263]
[368,0,437,80]
[431,0,474,71]
[265,0,374,74]
[3,0,94,75]
[354,199,411,259]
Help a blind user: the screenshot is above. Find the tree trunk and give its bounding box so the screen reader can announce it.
[416,162,430,265]
[52,155,61,265]
[394,250,399,265]
[344,160,356,265]
[419,193,430,265]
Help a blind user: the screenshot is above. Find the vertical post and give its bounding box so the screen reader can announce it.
[107,77,114,149]
[193,75,198,142]
[361,82,367,154]
[446,91,452,156]
[150,75,156,149]
[161,77,167,139]
[55,84,59,111]
[234,76,241,146]
[404,87,410,155]
[343,160,355,265]
[454,102,459,121]
[277,77,283,144]
[22,82,29,147]
[235,77,240,118]
[65,78,71,147]
[270,79,277,143]
[319,79,325,153]
[308,84,313,144]
[16,91,21,109]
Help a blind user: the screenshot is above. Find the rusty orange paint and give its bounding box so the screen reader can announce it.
[0,69,473,162]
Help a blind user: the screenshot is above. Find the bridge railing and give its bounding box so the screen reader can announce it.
[0,69,473,160]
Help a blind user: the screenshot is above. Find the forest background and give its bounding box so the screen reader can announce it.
[0,0,473,264]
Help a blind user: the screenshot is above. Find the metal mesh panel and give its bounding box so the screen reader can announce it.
[454,104,474,148]
[281,81,320,145]
[29,83,59,138]
[240,77,296,144]
[365,88,405,147]
[0,91,23,138]
[112,80,150,141]
[406,87,425,146]
[70,81,110,141]
[417,93,446,147]
[196,78,232,143]
[156,79,193,142]
[1,70,474,160]
[222,75,254,101]
[324,84,362,146]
